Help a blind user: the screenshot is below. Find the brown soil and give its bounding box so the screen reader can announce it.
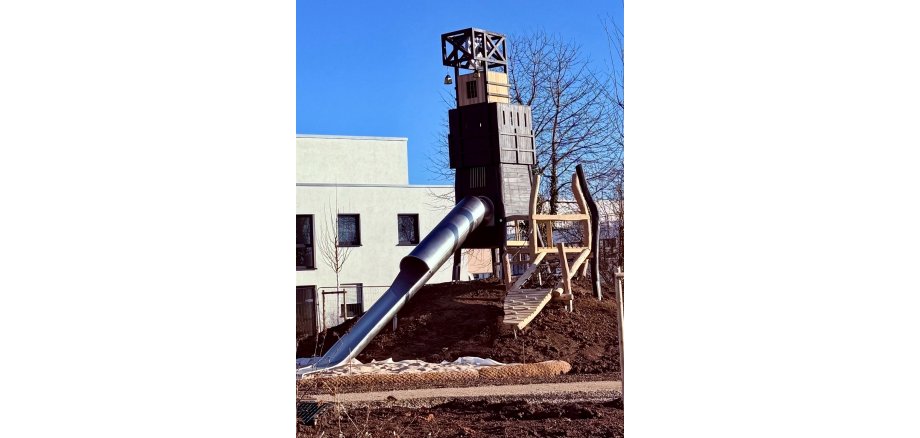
[297,278,621,375]
[297,399,624,438]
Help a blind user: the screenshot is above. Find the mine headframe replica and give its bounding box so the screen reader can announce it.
[442,28,602,330]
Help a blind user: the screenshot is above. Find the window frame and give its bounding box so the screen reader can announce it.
[396,213,420,246]
[466,79,478,99]
[339,283,364,319]
[296,214,315,271]
[336,214,362,247]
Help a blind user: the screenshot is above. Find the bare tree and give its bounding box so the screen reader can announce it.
[312,204,354,356]
[508,31,619,215]
[563,14,623,293]
[319,205,353,295]
[426,91,458,185]
[601,16,625,272]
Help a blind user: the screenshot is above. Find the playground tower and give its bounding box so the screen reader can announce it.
[441,28,536,279]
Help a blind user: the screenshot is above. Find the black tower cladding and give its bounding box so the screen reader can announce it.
[442,28,536,249]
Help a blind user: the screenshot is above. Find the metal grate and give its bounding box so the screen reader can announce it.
[297,401,328,426]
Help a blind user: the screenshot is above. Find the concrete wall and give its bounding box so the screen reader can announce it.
[296,135,465,333]
[296,135,409,185]
[466,249,493,278]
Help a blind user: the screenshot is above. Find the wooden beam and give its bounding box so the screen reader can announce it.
[491,248,499,278]
[567,248,592,279]
[557,243,575,312]
[535,246,589,254]
[529,174,541,256]
[500,247,512,285]
[557,243,573,298]
[509,252,546,291]
[532,214,590,221]
[571,172,592,252]
[505,289,553,299]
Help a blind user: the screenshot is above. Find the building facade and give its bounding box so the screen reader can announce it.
[296,135,464,339]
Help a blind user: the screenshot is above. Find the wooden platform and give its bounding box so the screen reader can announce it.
[503,288,554,330]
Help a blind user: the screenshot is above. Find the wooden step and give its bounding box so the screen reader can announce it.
[501,287,555,330]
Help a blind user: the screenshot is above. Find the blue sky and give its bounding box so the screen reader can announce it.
[297,0,623,184]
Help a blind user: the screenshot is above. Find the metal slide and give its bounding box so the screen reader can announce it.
[297,196,491,376]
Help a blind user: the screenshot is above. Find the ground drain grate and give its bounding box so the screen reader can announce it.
[297,401,328,426]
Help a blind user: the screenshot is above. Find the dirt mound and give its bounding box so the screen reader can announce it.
[490,279,621,374]
[488,400,607,421]
[296,317,358,358]
[298,277,621,374]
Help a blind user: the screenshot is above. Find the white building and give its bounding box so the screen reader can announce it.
[296,134,464,338]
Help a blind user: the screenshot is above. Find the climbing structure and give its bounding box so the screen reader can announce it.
[439,27,600,331]
[502,172,594,330]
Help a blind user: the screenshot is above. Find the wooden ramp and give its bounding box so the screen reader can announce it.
[503,287,555,330]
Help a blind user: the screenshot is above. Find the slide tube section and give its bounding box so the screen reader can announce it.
[297,195,491,375]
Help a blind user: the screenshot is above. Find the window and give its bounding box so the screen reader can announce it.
[342,303,362,318]
[337,214,360,246]
[511,265,526,276]
[340,283,364,319]
[397,214,419,245]
[466,80,478,99]
[296,215,314,270]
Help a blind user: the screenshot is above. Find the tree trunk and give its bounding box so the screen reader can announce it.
[549,167,559,215]
[549,118,560,215]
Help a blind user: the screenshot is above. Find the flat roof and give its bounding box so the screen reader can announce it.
[296,182,452,188]
[296,134,408,141]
